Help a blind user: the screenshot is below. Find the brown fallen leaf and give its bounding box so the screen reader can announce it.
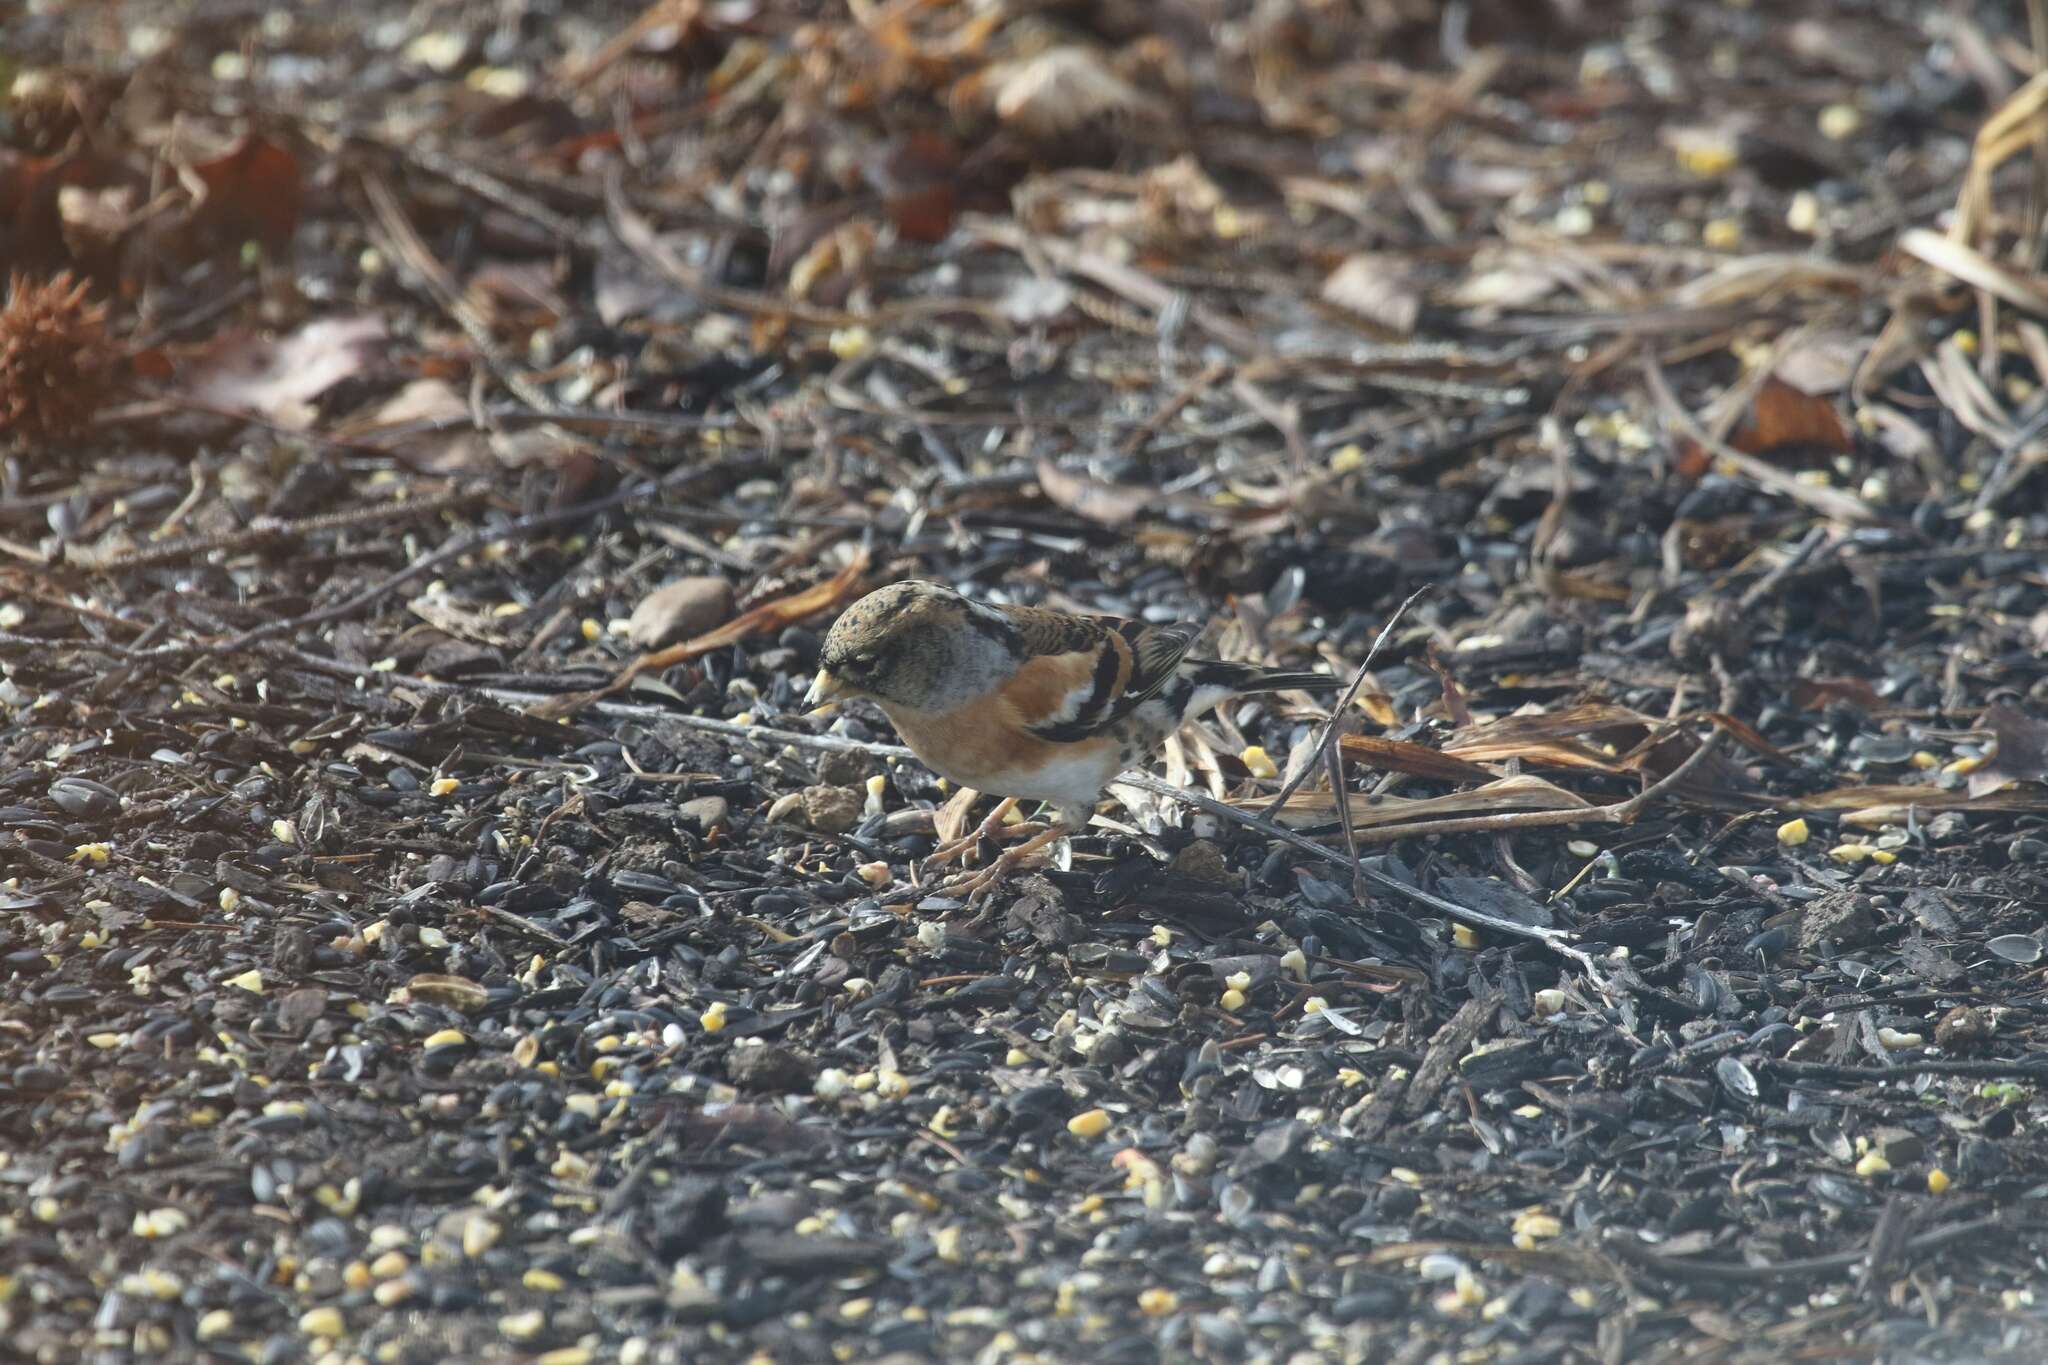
[1730,377,1852,455]
[1447,247,1566,311]
[0,149,125,266]
[567,0,704,83]
[1422,645,1474,727]
[1338,734,1496,784]
[530,548,871,720]
[1321,253,1421,334]
[1789,676,1888,714]
[1794,783,2048,827]
[1250,773,1592,831]
[1969,702,2048,798]
[632,550,869,676]
[188,315,387,430]
[1442,702,1653,767]
[1035,459,1152,527]
[627,576,736,649]
[973,46,1157,138]
[1773,329,1866,395]
[187,133,302,251]
[408,590,519,649]
[341,378,490,471]
[1694,712,1800,767]
[869,132,961,243]
[1433,701,1764,802]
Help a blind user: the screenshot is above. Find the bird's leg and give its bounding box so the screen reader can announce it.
[926,801,1088,905]
[927,822,1070,905]
[921,797,1023,872]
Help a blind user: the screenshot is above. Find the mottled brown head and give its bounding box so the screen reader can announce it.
[806,580,1016,713]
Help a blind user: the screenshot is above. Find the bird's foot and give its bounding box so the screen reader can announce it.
[926,824,1069,905]
[921,798,1050,872]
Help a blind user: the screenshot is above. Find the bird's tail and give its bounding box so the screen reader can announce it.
[1186,661,1341,694]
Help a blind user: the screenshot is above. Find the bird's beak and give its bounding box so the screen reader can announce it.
[804,669,848,714]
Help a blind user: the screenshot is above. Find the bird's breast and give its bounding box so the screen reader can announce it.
[881,703,1121,803]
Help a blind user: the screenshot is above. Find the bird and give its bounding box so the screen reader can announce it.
[803,579,1339,901]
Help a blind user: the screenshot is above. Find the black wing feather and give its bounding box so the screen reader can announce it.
[995,605,1201,743]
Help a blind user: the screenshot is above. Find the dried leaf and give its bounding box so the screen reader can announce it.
[1731,378,1852,455]
[999,276,1074,325]
[529,550,871,721]
[1448,250,1564,310]
[1422,646,1474,727]
[1338,735,1496,784]
[1899,227,2048,316]
[1253,773,1592,831]
[1139,156,1229,241]
[1443,703,1655,767]
[1969,703,2048,798]
[980,47,1152,137]
[3,150,140,270]
[187,316,386,429]
[188,134,303,250]
[345,378,489,470]
[1796,784,2048,827]
[1321,253,1421,334]
[626,576,735,649]
[632,550,870,675]
[408,590,518,648]
[1789,677,1888,714]
[1035,459,1153,527]
[1772,329,1866,395]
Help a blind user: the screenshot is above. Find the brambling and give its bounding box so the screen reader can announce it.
[803,579,1338,900]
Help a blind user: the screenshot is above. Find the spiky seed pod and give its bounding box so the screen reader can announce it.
[0,271,113,444]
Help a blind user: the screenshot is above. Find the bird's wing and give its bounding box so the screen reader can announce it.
[990,604,1199,742]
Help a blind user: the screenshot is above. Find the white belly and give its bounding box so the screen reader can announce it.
[933,745,1121,804]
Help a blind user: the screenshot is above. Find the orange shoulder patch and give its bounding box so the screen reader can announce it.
[1000,648,1118,728]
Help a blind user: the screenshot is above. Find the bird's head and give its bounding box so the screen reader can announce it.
[806,579,979,712]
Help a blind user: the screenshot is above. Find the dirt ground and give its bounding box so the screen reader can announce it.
[5,1,2048,1362]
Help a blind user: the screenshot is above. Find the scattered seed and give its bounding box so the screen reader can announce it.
[1067,1108,1111,1138]
[499,1309,545,1340]
[298,1306,344,1338]
[462,1216,501,1258]
[1138,1287,1179,1315]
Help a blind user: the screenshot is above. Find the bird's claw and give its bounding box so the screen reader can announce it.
[927,861,1008,906]
[924,825,1070,905]
[922,797,1020,872]
[922,821,1048,873]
